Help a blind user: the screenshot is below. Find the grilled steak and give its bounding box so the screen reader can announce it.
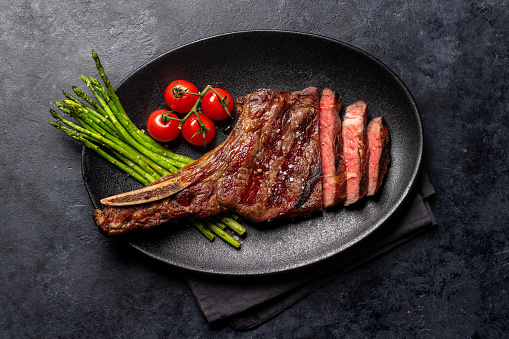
[319,88,346,208]
[94,87,323,235]
[93,87,391,236]
[366,117,390,196]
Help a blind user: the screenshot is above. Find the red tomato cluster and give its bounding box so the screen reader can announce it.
[146,80,233,146]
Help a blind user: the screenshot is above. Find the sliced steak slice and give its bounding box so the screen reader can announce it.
[366,117,390,196]
[319,88,346,208]
[342,100,369,206]
[93,87,322,235]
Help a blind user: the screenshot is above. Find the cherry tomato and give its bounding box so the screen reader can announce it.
[164,80,199,113]
[146,109,180,143]
[200,88,234,121]
[181,113,216,146]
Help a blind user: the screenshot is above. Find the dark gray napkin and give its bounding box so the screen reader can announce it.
[188,171,436,331]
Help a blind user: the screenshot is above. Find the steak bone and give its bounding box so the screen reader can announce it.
[99,175,191,206]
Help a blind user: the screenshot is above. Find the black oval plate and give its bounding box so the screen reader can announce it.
[82,31,423,276]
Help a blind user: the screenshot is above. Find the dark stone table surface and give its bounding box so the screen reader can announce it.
[1,1,507,337]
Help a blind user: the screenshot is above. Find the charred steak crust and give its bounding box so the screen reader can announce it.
[220,87,323,222]
[94,87,323,235]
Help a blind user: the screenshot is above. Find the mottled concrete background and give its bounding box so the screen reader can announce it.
[1,0,508,337]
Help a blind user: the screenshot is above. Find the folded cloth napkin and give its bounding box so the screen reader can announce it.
[188,171,437,331]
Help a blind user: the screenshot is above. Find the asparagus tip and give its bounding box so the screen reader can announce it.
[72,86,86,96]
[49,108,62,120]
